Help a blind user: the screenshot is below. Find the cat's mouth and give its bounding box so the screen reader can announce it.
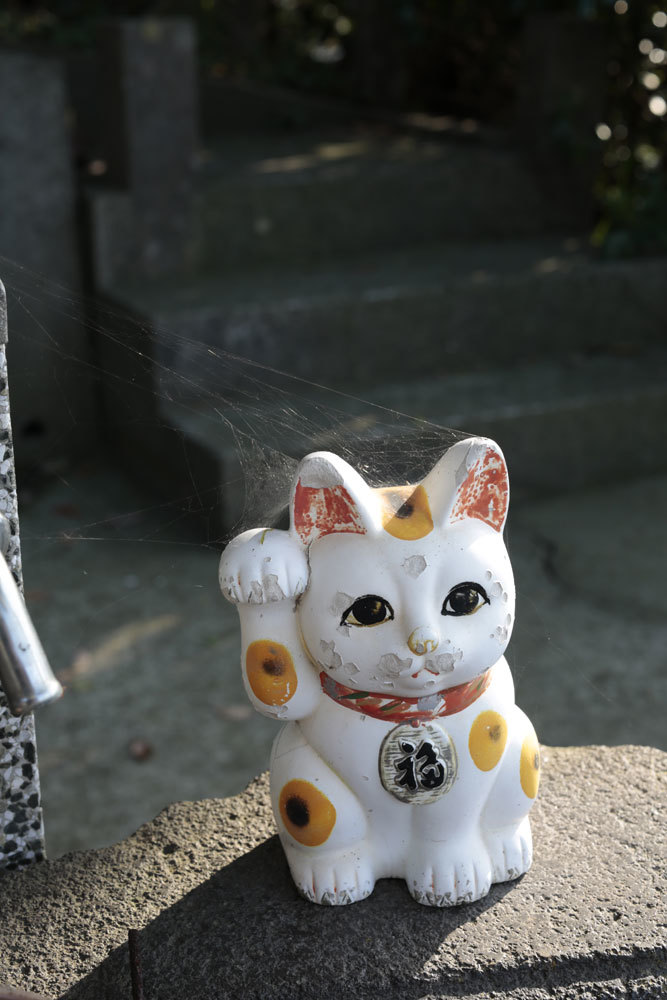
[411,666,440,678]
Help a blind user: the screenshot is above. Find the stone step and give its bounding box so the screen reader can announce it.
[163,346,667,530]
[191,126,556,268]
[91,128,560,284]
[109,240,666,393]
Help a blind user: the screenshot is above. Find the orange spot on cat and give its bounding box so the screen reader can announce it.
[279,779,336,846]
[377,484,433,540]
[451,448,508,532]
[469,710,508,771]
[293,481,365,546]
[245,640,297,705]
[520,730,541,799]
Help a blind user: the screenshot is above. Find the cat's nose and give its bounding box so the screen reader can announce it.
[407,626,439,656]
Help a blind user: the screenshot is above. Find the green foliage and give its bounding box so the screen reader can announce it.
[0,0,664,256]
[0,1,152,48]
[591,3,667,256]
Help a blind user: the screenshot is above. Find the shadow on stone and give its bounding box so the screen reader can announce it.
[61,835,523,1000]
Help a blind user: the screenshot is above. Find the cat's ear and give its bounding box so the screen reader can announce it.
[290,452,378,546]
[422,437,509,533]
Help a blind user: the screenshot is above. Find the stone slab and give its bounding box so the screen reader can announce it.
[0,745,664,999]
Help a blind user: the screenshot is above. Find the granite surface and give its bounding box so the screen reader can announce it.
[0,745,664,999]
[0,280,45,870]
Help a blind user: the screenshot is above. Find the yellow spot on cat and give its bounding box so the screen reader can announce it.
[279,779,336,846]
[245,640,297,706]
[520,730,540,799]
[377,484,434,540]
[469,710,508,771]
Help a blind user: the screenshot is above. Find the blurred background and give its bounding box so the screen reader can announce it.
[0,0,666,858]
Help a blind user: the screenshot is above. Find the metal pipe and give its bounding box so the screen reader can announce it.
[0,514,62,716]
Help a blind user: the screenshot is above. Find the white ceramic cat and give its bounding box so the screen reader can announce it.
[219,437,539,906]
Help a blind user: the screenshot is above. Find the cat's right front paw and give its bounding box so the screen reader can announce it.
[219,528,309,605]
[286,846,375,906]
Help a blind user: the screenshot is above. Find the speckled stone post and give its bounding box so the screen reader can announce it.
[0,280,45,870]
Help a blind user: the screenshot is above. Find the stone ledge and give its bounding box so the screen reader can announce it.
[0,746,664,999]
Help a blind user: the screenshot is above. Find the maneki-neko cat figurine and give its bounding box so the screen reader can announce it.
[219,437,540,906]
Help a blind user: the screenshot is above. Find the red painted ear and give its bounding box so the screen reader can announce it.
[291,453,372,546]
[449,439,509,533]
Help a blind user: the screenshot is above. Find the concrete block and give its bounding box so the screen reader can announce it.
[96,18,199,281]
[100,18,198,193]
[0,745,663,998]
[0,281,46,870]
[0,51,95,475]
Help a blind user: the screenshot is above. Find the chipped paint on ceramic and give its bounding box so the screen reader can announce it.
[450,442,509,533]
[220,436,538,907]
[0,292,47,870]
[331,591,354,617]
[423,649,462,674]
[374,651,413,680]
[403,554,427,578]
[492,613,514,643]
[293,481,366,546]
[319,638,341,670]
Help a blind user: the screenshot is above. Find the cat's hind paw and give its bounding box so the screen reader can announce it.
[287,846,375,906]
[407,846,492,907]
[485,818,532,884]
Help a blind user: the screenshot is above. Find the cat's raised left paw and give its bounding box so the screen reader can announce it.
[219,527,309,604]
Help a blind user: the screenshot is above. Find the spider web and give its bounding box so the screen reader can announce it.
[0,254,467,545]
[3,254,658,861]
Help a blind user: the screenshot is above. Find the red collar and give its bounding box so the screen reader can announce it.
[319,668,492,725]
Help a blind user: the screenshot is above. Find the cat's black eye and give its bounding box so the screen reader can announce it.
[441,583,489,617]
[341,595,394,628]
